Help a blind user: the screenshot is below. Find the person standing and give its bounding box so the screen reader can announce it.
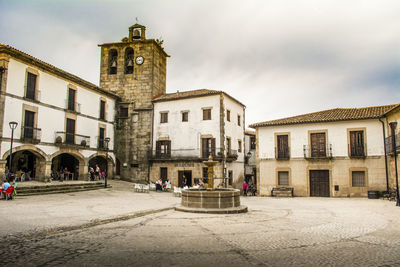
[242,181,248,196]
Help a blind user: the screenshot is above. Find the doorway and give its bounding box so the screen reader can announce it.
[178,170,192,187]
[310,170,330,197]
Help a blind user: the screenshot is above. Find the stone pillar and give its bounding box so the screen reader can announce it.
[43,161,52,182]
[0,159,6,180]
[107,161,113,179]
[80,160,88,181]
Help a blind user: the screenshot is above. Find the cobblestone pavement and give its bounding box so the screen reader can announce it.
[1,181,400,266]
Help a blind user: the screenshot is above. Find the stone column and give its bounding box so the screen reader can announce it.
[43,161,52,182]
[0,159,6,180]
[107,161,113,179]
[79,160,88,181]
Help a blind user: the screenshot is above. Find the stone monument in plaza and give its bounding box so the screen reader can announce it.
[175,156,248,214]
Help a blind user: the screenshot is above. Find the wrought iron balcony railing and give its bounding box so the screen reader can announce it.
[148,148,238,161]
[65,99,81,113]
[55,131,90,147]
[348,144,366,157]
[385,134,400,154]
[275,147,290,160]
[303,144,333,159]
[21,126,41,143]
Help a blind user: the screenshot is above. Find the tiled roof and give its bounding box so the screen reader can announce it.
[153,89,245,107]
[0,44,119,99]
[245,129,256,135]
[250,104,400,128]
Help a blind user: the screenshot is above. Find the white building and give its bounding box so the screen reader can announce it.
[0,44,118,181]
[250,105,399,197]
[149,89,245,188]
[244,129,256,185]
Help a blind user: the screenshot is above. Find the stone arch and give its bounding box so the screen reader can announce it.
[2,144,47,161]
[88,152,115,179]
[50,150,86,181]
[109,49,118,74]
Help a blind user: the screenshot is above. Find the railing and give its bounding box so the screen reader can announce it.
[348,144,365,157]
[55,131,90,147]
[98,138,111,150]
[148,148,238,161]
[24,88,41,102]
[21,126,41,143]
[385,134,400,154]
[65,99,81,113]
[303,144,332,159]
[275,147,290,160]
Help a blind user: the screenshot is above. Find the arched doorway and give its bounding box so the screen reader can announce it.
[5,150,44,181]
[89,156,107,175]
[51,153,79,180]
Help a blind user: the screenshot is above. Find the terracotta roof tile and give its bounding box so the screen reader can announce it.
[250,104,399,128]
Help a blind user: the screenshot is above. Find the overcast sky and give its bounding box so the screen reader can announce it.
[1,0,399,126]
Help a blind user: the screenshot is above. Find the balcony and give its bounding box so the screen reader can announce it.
[275,147,290,160]
[20,126,41,143]
[148,148,238,161]
[55,131,90,147]
[385,134,400,154]
[349,144,366,158]
[65,99,81,113]
[97,138,111,150]
[303,144,332,159]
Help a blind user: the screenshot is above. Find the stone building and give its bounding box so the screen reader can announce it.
[250,104,399,197]
[244,129,256,186]
[0,44,118,181]
[98,24,168,182]
[149,89,245,188]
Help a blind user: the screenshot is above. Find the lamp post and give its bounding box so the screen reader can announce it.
[8,121,18,179]
[104,137,110,188]
[389,121,399,206]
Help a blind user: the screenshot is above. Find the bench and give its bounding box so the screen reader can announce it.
[271,187,293,197]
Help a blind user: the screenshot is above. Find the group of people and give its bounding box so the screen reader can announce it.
[1,176,18,200]
[155,178,171,191]
[242,181,256,196]
[89,164,105,181]
[4,166,31,182]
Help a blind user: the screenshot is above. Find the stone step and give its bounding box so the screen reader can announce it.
[15,182,107,196]
[17,186,106,196]
[272,191,293,197]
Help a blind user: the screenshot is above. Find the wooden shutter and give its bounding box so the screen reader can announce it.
[66,118,75,144]
[156,141,161,157]
[278,171,289,186]
[24,110,34,139]
[167,140,171,156]
[211,138,216,156]
[311,133,326,157]
[277,135,289,158]
[201,138,207,158]
[100,101,106,120]
[99,128,105,148]
[68,88,75,111]
[26,73,36,100]
[350,131,364,156]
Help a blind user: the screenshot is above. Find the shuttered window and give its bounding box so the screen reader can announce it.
[66,118,75,144]
[350,131,365,157]
[24,110,35,139]
[156,140,171,158]
[202,138,215,158]
[182,112,188,122]
[160,112,168,123]
[250,136,256,150]
[68,88,76,111]
[277,135,289,159]
[238,140,242,153]
[26,72,37,100]
[278,171,289,186]
[352,171,365,187]
[203,109,211,120]
[100,100,106,120]
[98,128,105,149]
[310,133,326,157]
[227,110,230,121]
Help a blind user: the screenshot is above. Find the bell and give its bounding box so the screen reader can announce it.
[127,58,133,67]
[111,60,117,68]
[132,29,141,39]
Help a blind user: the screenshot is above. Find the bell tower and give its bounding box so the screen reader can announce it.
[99,24,168,182]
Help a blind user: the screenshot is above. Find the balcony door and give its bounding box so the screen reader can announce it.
[310,133,326,157]
[66,118,75,144]
[68,88,76,111]
[202,138,215,158]
[24,110,35,139]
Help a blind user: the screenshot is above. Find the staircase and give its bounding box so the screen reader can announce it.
[16,182,107,196]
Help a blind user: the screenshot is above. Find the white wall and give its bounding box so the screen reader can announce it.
[1,57,116,158]
[257,119,384,159]
[224,96,245,162]
[153,95,221,154]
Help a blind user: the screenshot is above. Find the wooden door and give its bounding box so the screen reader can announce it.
[277,135,289,158]
[66,118,75,144]
[310,170,330,197]
[310,133,326,157]
[68,88,76,111]
[24,110,34,139]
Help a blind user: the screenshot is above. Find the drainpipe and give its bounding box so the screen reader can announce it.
[379,117,390,192]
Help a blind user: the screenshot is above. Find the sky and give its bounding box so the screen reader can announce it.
[1,0,399,126]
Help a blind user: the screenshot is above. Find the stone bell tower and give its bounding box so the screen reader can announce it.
[99,24,168,182]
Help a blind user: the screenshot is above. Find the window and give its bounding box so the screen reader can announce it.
[67,88,76,111]
[26,72,37,100]
[23,110,35,139]
[160,112,168,123]
[202,138,215,158]
[277,135,289,159]
[125,48,134,74]
[202,167,208,178]
[227,110,230,121]
[278,171,289,186]
[109,49,118,75]
[100,100,106,120]
[310,132,326,157]
[182,111,188,122]
[156,140,171,158]
[120,107,128,118]
[160,167,168,183]
[98,127,105,149]
[250,136,256,150]
[203,108,211,120]
[66,118,75,144]
[350,131,365,157]
[352,171,365,187]
[228,170,233,186]
[237,115,241,126]
[226,137,232,154]
[238,140,242,152]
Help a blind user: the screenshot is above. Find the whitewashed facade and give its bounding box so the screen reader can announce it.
[150,90,245,188]
[244,130,256,185]
[251,105,398,197]
[0,45,118,181]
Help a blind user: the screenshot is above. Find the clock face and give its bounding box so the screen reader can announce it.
[135,56,144,65]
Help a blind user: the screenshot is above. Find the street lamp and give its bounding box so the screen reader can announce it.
[389,122,399,206]
[8,121,18,178]
[104,137,110,188]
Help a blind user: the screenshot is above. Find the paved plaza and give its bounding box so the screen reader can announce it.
[1,180,400,266]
